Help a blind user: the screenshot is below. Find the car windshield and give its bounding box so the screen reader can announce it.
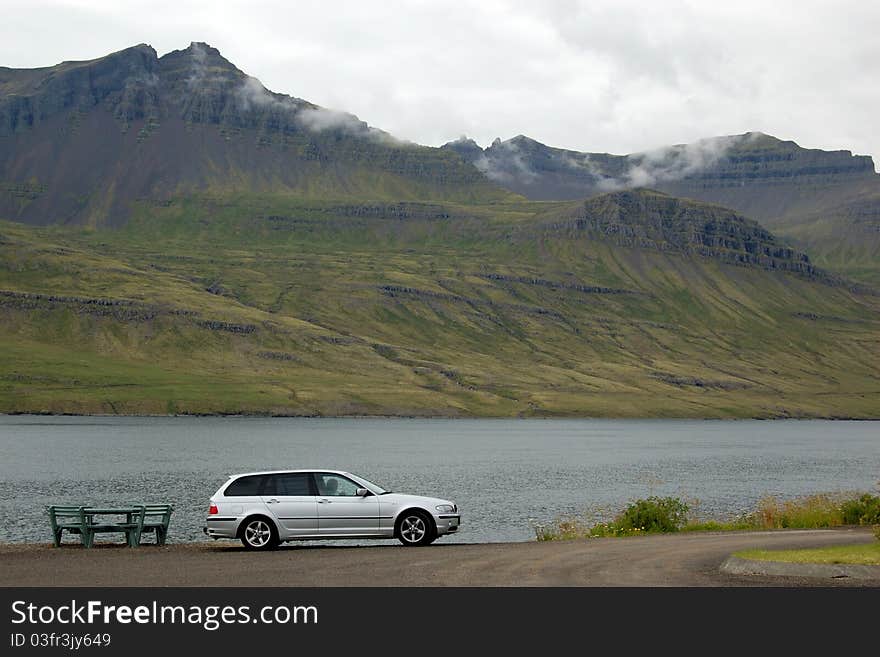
[347,473,388,495]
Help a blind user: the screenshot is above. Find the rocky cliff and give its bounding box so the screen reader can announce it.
[536,189,824,278]
[0,43,504,226]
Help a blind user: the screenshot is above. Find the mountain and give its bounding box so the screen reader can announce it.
[1,187,877,418]
[0,43,506,227]
[1,44,878,418]
[442,132,879,221]
[443,133,880,285]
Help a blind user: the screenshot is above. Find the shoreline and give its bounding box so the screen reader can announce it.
[2,412,878,421]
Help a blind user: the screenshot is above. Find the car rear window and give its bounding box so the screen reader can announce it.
[224,475,265,496]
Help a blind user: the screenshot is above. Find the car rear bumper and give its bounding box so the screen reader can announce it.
[204,517,238,539]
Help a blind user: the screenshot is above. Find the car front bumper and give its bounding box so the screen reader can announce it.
[435,514,461,535]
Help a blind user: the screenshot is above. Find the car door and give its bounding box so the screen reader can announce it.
[313,472,380,536]
[260,473,319,538]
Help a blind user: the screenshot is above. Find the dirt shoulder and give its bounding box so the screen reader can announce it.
[1,527,876,587]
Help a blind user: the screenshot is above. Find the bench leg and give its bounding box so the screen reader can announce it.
[53,530,62,547]
[127,529,140,547]
[156,528,167,546]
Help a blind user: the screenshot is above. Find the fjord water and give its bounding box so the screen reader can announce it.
[0,416,877,544]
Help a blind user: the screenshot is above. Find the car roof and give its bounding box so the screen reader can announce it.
[228,469,351,479]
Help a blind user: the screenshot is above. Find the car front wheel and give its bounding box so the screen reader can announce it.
[396,511,435,547]
[240,517,279,550]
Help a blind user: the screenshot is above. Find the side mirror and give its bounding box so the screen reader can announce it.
[356,488,370,497]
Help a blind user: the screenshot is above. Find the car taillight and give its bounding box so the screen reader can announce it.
[209,504,218,515]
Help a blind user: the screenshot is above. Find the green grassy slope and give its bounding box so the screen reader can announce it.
[774,190,880,288]
[1,191,878,417]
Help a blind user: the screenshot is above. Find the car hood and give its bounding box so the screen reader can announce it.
[379,493,456,510]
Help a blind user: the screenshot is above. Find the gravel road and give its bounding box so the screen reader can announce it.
[1,527,876,587]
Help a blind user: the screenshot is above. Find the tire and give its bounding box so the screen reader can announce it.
[396,510,435,547]
[239,516,279,550]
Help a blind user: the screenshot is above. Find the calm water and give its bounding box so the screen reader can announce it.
[0,416,877,544]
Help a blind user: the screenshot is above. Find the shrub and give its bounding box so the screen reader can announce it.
[578,496,691,537]
[610,496,689,534]
[840,494,880,526]
[754,494,844,529]
[532,492,879,542]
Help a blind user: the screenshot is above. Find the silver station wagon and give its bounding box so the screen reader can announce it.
[204,469,461,550]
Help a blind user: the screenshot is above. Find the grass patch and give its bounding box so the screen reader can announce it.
[748,494,847,529]
[735,543,880,566]
[535,492,880,541]
[682,519,757,532]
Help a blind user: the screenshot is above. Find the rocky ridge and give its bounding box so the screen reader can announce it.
[443,132,880,228]
[0,43,500,226]
[538,189,825,279]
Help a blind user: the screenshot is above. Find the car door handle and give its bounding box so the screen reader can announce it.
[266,499,279,504]
[318,498,331,504]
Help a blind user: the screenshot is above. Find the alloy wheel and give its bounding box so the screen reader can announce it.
[400,515,426,544]
[244,520,272,548]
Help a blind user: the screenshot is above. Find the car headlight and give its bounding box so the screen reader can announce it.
[435,504,456,513]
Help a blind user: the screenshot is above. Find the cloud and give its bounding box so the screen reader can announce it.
[233,74,402,144]
[295,106,366,134]
[571,154,621,192]
[186,41,207,88]
[235,75,301,111]
[468,132,759,192]
[475,138,539,184]
[617,134,750,189]
[292,104,402,144]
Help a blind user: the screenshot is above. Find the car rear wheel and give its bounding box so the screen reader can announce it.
[240,517,279,550]
[396,510,435,547]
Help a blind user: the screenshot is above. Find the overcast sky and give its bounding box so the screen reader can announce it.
[2,0,878,162]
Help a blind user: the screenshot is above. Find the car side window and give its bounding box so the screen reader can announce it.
[276,473,313,496]
[315,473,360,497]
[224,475,265,496]
[261,475,278,495]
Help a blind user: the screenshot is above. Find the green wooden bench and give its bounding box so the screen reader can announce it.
[47,505,90,547]
[133,504,174,545]
[47,504,174,547]
[83,507,143,547]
